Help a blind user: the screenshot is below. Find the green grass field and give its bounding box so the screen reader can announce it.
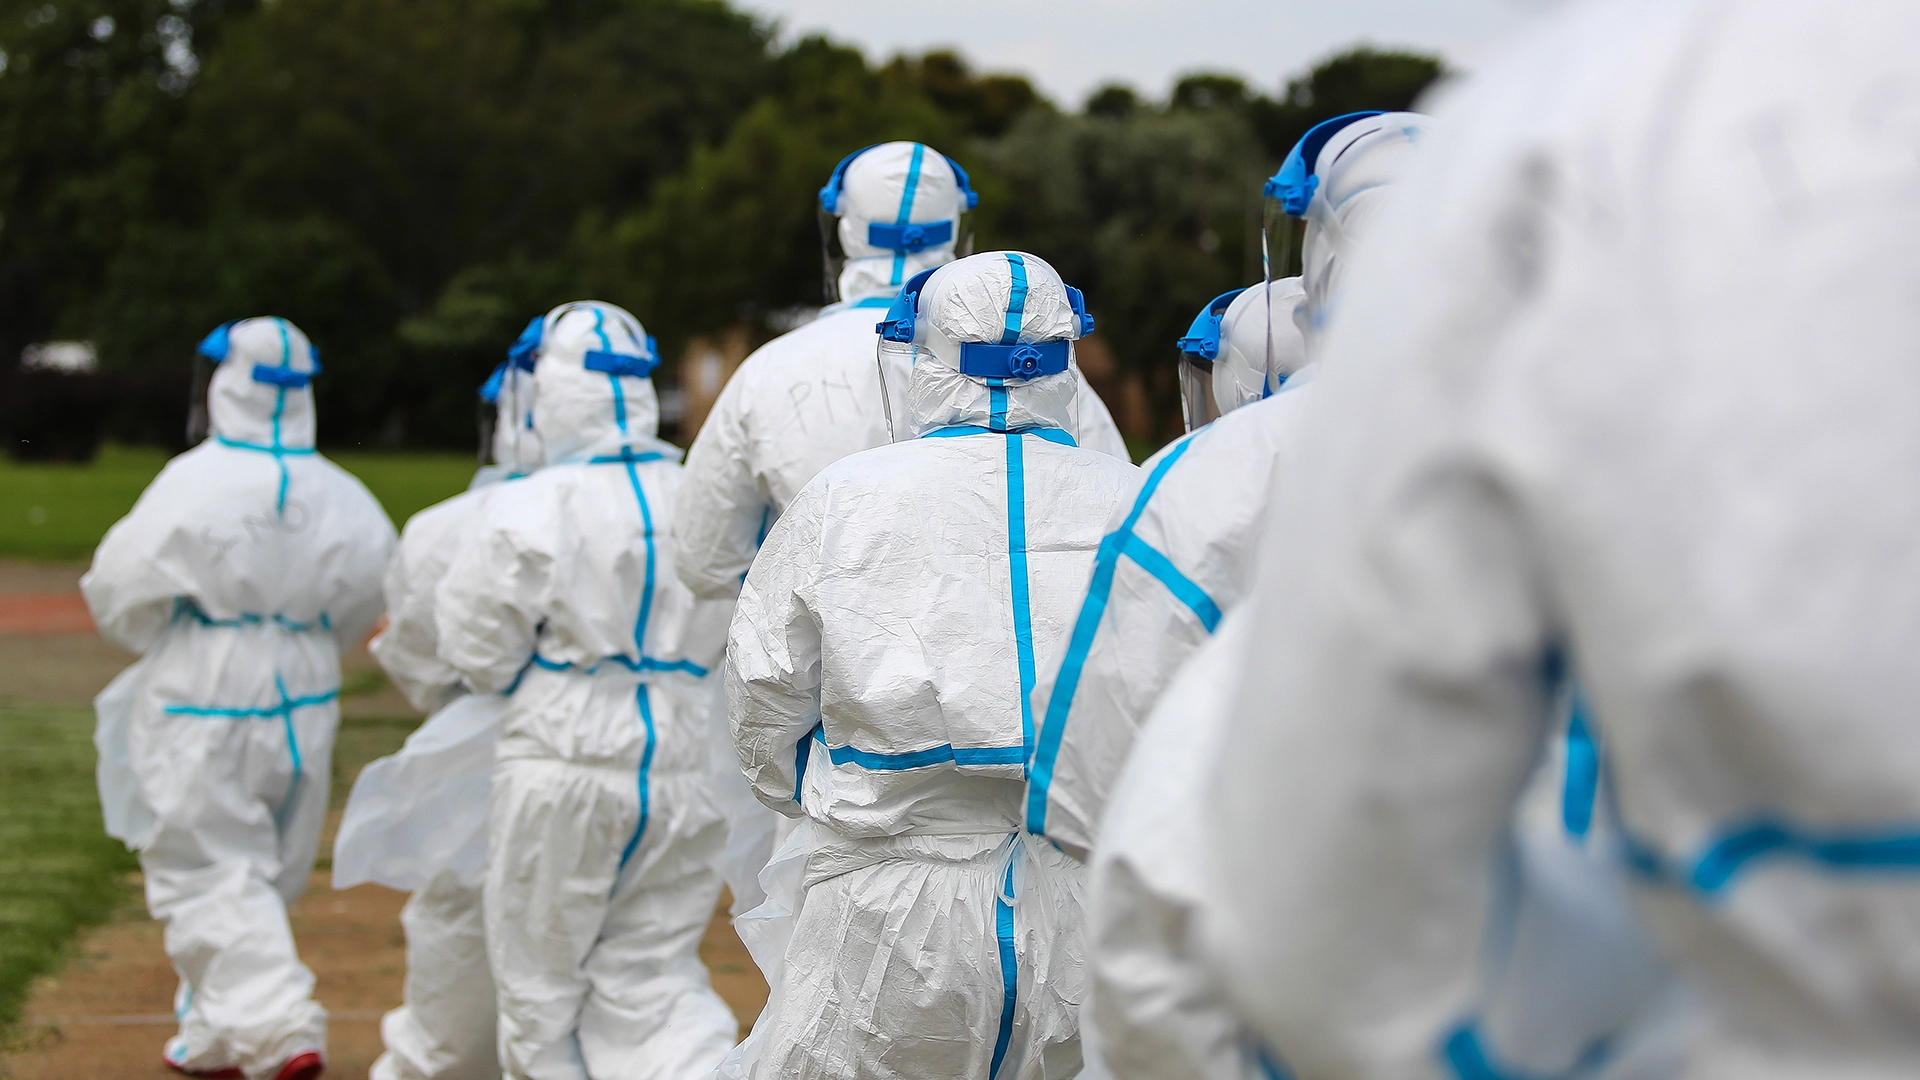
[0,445,477,561]
[0,698,416,1030]
[0,701,139,1028]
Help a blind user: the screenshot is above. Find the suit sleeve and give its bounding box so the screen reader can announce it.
[724,481,826,815]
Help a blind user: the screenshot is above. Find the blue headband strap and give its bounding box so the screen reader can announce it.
[1266,111,1385,217]
[867,219,954,254]
[583,338,660,379]
[1175,288,1248,362]
[252,362,319,388]
[958,339,1070,380]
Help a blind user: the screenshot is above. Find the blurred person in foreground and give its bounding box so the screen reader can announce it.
[725,251,1137,1079]
[1203,2,1920,1077]
[84,317,395,1080]
[330,322,546,1080]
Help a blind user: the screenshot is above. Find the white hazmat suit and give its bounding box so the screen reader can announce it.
[1031,280,1308,1080]
[1027,277,1312,862]
[84,316,394,1079]
[1205,2,1920,1077]
[673,141,1129,916]
[435,301,737,1080]
[726,251,1137,1080]
[335,357,547,1080]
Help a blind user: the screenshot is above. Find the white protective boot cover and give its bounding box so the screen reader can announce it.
[436,301,737,1080]
[672,142,1127,940]
[1205,3,1920,1078]
[725,251,1138,1079]
[1026,278,1312,859]
[81,316,393,1077]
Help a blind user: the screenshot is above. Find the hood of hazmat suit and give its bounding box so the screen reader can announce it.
[1202,2,1920,1077]
[724,251,1139,1080]
[673,146,1128,920]
[341,347,550,1080]
[1277,110,1427,361]
[434,300,738,1080]
[1027,278,1312,862]
[81,316,394,1078]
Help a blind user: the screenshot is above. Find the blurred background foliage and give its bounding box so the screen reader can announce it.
[0,0,1440,450]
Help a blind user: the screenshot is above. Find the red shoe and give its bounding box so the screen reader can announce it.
[163,1051,322,1080]
[273,1052,325,1080]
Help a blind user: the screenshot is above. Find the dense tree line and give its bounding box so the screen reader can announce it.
[0,0,1440,449]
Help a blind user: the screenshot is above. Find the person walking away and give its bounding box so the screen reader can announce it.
[436,301,738,1080]
[85,316,394,1080]
[727,251,1137,1079]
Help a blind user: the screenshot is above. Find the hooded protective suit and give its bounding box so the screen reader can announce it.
[1027,277,1311,863]
[673,142,1128,916]
[336,358,546,1080]
[83,317,393,1079]
[435,301,736,1080]
[725,251,1138,1080]
[1204,2,1920,1077]
[1027,281,1307,1080]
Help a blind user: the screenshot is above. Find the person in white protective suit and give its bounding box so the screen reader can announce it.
[435,300,737,1080]
[1202,2,1920,1078]
[332,321,548,1080]
[673,141,1130,918]
[1025,116,1412,1080]
[83,317,394,1080]
[725,250,1138,1080]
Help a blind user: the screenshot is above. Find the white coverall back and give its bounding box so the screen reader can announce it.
[435,302,737,1080]
[726,252,1137,1080]
[1205,3,1920,1078]
[83,316,394,1077]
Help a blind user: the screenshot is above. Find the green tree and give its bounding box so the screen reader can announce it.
[1248,46,1445,162]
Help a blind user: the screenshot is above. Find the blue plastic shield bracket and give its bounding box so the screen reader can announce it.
[867,219,955,253]
[251,363,318,388]
[959,340,1071,380]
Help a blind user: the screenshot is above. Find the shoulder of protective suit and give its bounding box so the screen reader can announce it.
[725,305,880,393]
[398,485,487,547]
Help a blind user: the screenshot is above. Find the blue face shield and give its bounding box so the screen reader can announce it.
[1174,288,1248,432]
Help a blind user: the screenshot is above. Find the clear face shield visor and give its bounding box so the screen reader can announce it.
[1178,355,1222,433]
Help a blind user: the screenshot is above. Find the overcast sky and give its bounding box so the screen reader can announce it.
[738,0,1563,107]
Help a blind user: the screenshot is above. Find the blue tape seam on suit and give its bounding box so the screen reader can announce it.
[1025,434,1221,835]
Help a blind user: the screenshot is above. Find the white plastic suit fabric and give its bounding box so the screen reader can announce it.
[672,144,1127,915]
[832,140,973,301]
[1027,279,1310,861]
[726,251,1137,1080]
[338,366,545,1080]
[1210,278,1309,417]
[436,301,736,1080]
[1203,2,1920,1077]
[1293,112,1428,361]
[1466,684,1689,1080]
[1084,611,1276,1080]
[82,316,393,1078]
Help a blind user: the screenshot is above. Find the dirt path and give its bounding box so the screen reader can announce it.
[0,560,769,1078]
